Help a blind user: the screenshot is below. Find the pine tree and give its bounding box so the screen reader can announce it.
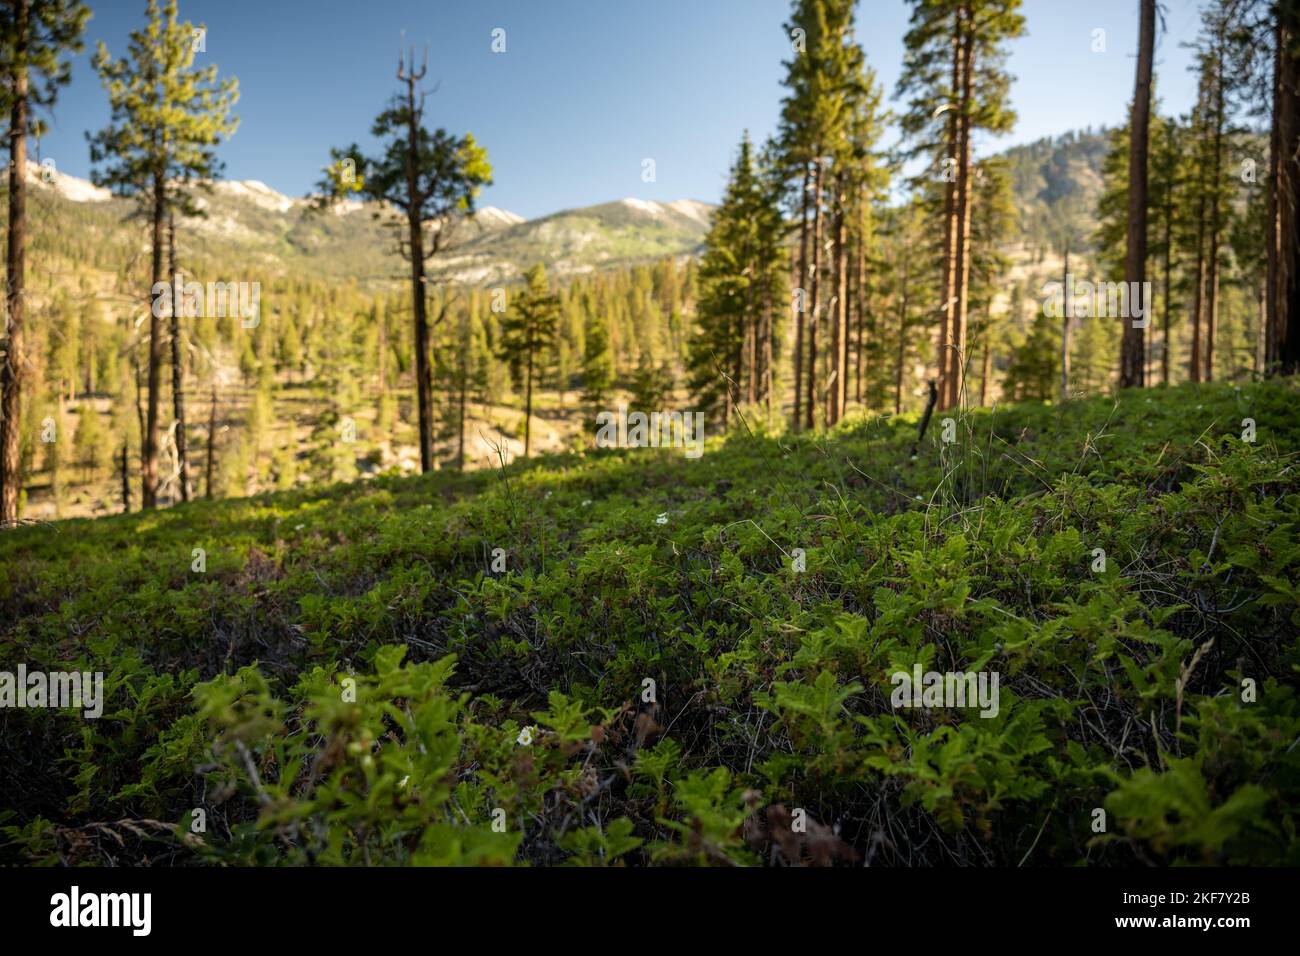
[88,0,238,508]
[1098,119,1135,374]
[1190,0,1238,382]
[778,0,855,430]
[554,294,581,412]
[968,158,1014,404]
[166,209,192,500]
[498,264,559,457]
[1120,0,1156,388]
[1098,96,1187,391]
[1004,308,1059,402]
[688,133,786,423]
[316,48,491,472]
[630,353,673,412]
[1181,27,1223,383]
[882,201,936,413]
[580,307,614,417]
[755,139,789,421]
[0,0,89,522]
[1150,114,1183,385]
[434,299,489,470]
[898,0,1024,410]
[1265,0,1300,373]
[73,400,106,481]
[845,79,891,415]
[828,42,887,424]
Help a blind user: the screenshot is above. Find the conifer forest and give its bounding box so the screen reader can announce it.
[1,0,1299,926]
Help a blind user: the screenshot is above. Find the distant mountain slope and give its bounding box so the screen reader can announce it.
[19,130,1109,289]
[1000,128,1111,248]
[20,166,712,288]
[435,198,713,283]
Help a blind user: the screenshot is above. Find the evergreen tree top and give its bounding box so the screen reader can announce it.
[0,0,91,132]
[87,0,239,201]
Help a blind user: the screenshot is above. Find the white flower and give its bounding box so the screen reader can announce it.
[294,523,305,531]
[581,499,592,507]
[517,726,534,746]
[399,775,410,789]
[655,513,668,525]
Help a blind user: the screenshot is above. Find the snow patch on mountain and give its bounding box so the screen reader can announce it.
[619,198,666,218]
[25,166,112,203]
[212,179,297,213]
[474,206,525,227]
[666,199,713,226]
[618,198,714,225]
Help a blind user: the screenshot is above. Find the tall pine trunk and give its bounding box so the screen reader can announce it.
[836,186,848,419]
[143,171,165,508]
[524,344,533,457]
[939,21,962,410]
[949,9,974,410]
[168,211,190,502]
[829,178,848,424]
[733,301,745,420]
[1267,17,1283,370]
[1120,0,1155,389]
[747,283,758,406]
[1190,176,1208,382]
[119,445,131,513]
[793,163,810,430]
[403,71,435,472]
[0,0,28,523]
[854,225,866,406]
[806,157,823,430]
[1190,70,1211,385]
[762,278,774,424]
[1276,8,1300,374]
[1061,239,1071,401]
[895,250,910,415]
[1204,26,1226,383]
[1163,171,1173,386]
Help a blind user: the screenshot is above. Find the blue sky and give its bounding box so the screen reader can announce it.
[36,0,1204,220]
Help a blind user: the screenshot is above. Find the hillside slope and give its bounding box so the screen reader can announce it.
[19,166,711,286]
[3,381,1299,866]
[17,131,1111,289]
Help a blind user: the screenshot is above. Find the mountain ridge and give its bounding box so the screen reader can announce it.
[20,128,1110,288]
[23,163,713,285]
